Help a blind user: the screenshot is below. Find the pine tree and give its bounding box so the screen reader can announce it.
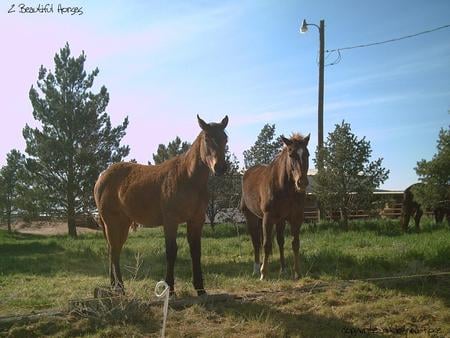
[23,43,129,237]
[152,136,191,164]
[243,124,282,169]
[314,121,389,229]
[207,146,241,228]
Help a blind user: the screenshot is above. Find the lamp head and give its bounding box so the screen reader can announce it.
[300,19,308,33]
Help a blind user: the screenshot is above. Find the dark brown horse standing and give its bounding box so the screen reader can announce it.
[240,133,310,280]
[401,183,450,231]
[94,115,228,295]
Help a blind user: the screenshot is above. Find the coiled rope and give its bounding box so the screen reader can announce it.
[154,281,170,338]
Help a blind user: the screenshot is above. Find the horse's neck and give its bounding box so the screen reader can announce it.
[270,150,292,191]
[182,133,210,182]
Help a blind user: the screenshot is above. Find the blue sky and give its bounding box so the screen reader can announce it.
[1,0,449,189]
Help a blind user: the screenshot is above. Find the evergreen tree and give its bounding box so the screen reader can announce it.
[314,121,389,229]
[207,146,241,228]
[152,136,191,164]
[414,126,450,211]
[0,150,25,232]
[23,43,129,237]
[243,124,282,169]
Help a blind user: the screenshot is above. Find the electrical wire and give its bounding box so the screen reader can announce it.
[324,23,450,66]
[326,24,450,53]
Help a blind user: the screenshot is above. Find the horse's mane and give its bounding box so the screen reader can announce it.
[272,133,306,162]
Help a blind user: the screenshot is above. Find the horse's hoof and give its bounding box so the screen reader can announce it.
[197,288,207,296]
[197,289,207,297]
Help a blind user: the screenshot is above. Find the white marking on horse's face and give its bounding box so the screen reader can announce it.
[208,157,217,174]
[297,148,304,166]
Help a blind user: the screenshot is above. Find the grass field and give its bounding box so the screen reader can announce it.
[1,219,449,337]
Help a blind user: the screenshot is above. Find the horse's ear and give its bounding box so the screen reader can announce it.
[197,115,209,131]
[220,115,229,129]
[281,135,292,146]
[303,133,310,145]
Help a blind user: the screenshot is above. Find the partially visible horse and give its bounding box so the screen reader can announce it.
[240,133,310,280]
[94,115,229,295]
[401,183,450,231]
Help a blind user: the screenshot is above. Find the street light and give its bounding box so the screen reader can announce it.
[300,19,325,152]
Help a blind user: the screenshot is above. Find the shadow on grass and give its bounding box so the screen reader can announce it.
[0,241,64,256]
[207,298,384,338]
[0,230,194,286]
[372,275,450,308]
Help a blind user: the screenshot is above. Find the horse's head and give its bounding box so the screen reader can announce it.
[197,115,229,176]
[281,133,310,192]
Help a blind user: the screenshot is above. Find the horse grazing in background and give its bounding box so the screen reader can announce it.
[401,184,423,232]
[401,183,450,232]
[240,133,310,280]
[94,115,229,295]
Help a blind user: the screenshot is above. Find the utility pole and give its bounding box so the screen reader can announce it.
[301,19,326,221]
[318,20,325,151]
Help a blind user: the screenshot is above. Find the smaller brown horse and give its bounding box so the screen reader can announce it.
[240,133,310,280]
[94,115,228,295]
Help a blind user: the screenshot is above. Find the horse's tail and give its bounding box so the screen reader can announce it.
[239,194,246,213]
[92,213,108,240]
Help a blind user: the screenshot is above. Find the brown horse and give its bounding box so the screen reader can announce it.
[401,183,450,231]
[94,115,229,295]
[240,133,310,280]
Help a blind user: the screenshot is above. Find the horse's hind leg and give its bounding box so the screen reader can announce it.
[276,221,287,275]
[163,220,179,295]
[103,214,131,294]
[260,214,274,280]
[243,207,262,276]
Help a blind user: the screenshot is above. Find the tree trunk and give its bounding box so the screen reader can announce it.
[7,209,12,233]
[67,183,77,238]
[6,194,12,233]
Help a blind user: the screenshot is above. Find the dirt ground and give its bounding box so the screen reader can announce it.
[0,220,99,235]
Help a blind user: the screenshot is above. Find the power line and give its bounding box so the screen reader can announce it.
[324,23,450,65]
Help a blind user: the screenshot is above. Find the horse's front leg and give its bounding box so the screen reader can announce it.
[187,219,206,296]
[276,221,287,275]
[260,214,274,280]
[163,221,179,295]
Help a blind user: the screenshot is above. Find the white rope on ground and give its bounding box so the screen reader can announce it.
[154,281,170,338]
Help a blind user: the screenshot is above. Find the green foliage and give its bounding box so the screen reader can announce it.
[314,121,389,228]
[206,146,241,227]
[243,124,282,169]
[0,150,26,230]
[151,136,190,164]
[414,126,450,210]
[1,222,450,337]
[23,43,129,237]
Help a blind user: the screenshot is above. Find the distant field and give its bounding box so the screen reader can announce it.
[1,219,449,337]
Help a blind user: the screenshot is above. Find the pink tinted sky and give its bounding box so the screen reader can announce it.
[1,1,449,189]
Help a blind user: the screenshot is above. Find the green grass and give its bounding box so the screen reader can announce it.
[1,219,450,337]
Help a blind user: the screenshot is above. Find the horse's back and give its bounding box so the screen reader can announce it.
[95,162,165,226]
[241,165,270,218]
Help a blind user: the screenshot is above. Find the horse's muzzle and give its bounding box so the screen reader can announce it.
[214,163,227,176]
[295,177,309,192]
